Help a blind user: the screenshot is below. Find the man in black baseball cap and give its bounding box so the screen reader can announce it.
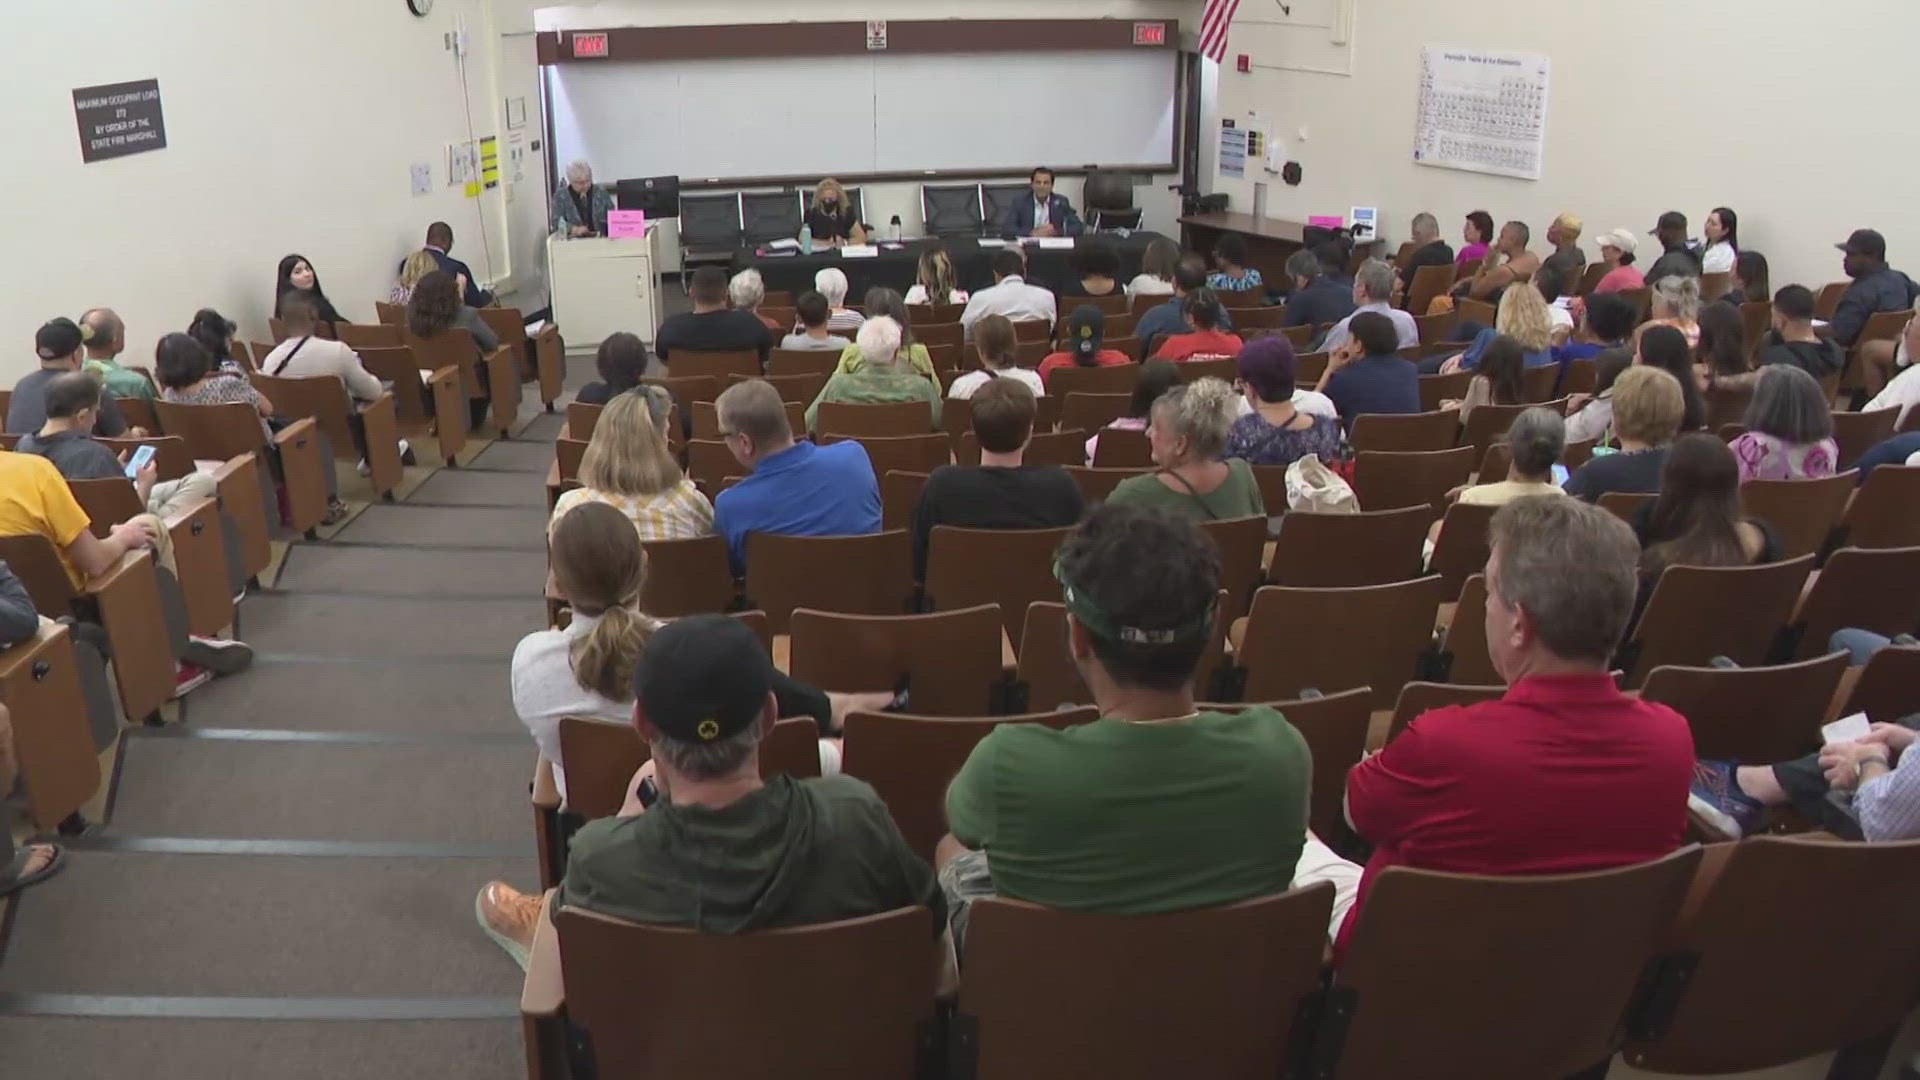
[1832,227,1920,388]
[6,317,131,438]
[476,614,948,974]
[1643,210,1701,289]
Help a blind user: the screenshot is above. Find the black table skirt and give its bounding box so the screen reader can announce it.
[731,232,1169,303]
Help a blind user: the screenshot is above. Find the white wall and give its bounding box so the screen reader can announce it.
[1209,0,1920,291]
[0,0,542,383]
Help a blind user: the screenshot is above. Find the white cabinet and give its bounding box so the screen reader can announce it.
[546,230,659,348]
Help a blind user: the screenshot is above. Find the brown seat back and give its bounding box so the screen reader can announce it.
[1352,447,1477,517]
[816,400,933,437]
[564,401,602,440]
[683,439,739,490]
[64,478,147,539]
[1458,402,1537,460]
[1239,576,1446,708]
[1830,407,1899,470]
[1063,466,1149,505]
[1439,574,1501,685]
[908,302,968,324]
[820,433,950,480]
[1060,392,1132,435]
[1198,515,1269,618]
[559,715,818,820]
[768,349,839,378]
[1625,555,1814,686]
[1268,507,1430,588]
[1015,602,1087,713]
[639,535,735,617]
[1598,489,1657,523]
[115,396,160,434]
[355,346,431,422]
[960,886,1334,1080]
[1207,688,1371,841]
[1842,645,1920,722]
[666,349,761,381]
[914,321,963,349]
[880,470,928,532]
[925,526,1075,648]
[954,428,1086,468]
[1233,305,1286,329]
[642,374,722,407]
[1455,297,1496,327]
[1330,848,1702,1078]
[1793,545,1920,659]
[334,322,402,350]
[840,707,1097,859]
[374,300,406,326]
[1089,426,1152,468]
[556,904,935,1079]
[789,605,1003,717]
[1349,409,1461,452]
[1383,680,1506,744]
[1048,363,1140,396]
[1406,266,1455,320]
[554,438,587,482]
[728,371,826,407]
[476,307,529,348]
[403,327,481,394]
[743,530,915,634]
[1575,262,1609,296]
[1427,500,1499,598]
[1417,371,1473,412]
[1739,471,1856,559]
[1841,465,1920,548]
[249,372,354,458]
[1624,838,1920,1074]
[1639,652,1849,764]
[152,400,264,459]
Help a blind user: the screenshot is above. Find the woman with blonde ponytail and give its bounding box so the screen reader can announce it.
[515,502,890,804]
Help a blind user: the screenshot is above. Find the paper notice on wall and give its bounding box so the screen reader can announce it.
[1219,120,1248,180]
[448,141,478,186]
[866,20,888,49]
[410,162,432,196]
[480,136,500,191]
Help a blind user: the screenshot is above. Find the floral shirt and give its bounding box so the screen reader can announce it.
[1729,431,1838,482]
[1224,411,1346,469]
[1207,268,1265,293]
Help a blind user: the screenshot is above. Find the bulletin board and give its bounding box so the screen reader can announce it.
[1412,46,1550,181]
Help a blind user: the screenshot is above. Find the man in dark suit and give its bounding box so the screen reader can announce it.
[414,221,493,308]
[1002,167,1083,238]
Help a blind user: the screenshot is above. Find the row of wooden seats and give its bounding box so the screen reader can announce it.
[357,301,566,409]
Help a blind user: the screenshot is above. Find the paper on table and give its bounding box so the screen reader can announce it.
[839,245,879,258]
[1035,237,1076,250]
[1822,712,1871,746]
[976,238,1009,248]
[766,238,800,250]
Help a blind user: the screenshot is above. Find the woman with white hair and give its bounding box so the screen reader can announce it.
[1640,273,1703,348]
[551,160,613,238]
[1107,377,1265,521]
[813,267,865,334]
[728,268,781,333]
[803,316,942,435]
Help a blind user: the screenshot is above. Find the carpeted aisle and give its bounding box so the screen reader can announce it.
[0,361,585,1077]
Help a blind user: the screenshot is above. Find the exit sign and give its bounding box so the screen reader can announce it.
[571,32,610,58]
[1132,21,1167,46]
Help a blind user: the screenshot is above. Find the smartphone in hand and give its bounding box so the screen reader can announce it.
[123,444,157,480]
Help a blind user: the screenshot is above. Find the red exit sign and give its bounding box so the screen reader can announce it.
[1132,21,1167,46]
[572,32,610,58]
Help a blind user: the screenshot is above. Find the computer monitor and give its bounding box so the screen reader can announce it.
[616,176,681,219]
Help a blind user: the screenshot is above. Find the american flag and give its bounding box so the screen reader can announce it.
[1199,0,1244,63]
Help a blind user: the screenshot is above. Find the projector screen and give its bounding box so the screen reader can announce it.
[548,50,1178,183]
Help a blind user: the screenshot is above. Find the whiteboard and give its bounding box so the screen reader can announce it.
[1412,46,1550,181]
[549,51,1176,183]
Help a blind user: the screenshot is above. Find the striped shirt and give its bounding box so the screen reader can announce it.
[550,479,715,543]
[1856,750,1920,842]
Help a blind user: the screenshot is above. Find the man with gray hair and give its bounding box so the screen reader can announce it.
[711,378,879,572]
[1280,248,1357,332]
[1339,495,1693,950]
[1399,211,1455,288]
[1317,258,1418,354]
[551,159,612,238]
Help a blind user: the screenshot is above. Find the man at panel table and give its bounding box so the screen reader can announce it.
[1002,166,1084,239]
[551,159,613,238]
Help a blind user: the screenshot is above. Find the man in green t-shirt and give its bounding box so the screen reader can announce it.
[939,502,1359,942]
[477,615,951,985]
[79,308,157,402]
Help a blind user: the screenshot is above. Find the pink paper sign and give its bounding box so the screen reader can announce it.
[1307,214,1345,229]
[607,210,647,238]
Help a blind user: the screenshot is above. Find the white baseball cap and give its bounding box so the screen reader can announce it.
[1597,228,1637,255]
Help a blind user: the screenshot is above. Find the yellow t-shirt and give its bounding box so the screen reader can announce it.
[0,452,93,587]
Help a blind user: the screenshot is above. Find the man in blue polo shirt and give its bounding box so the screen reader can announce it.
[712,379,880,572]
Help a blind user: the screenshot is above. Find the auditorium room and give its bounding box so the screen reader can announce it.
[4,0,1920,1076]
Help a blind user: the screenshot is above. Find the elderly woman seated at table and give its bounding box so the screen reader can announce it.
[804,316,942,435]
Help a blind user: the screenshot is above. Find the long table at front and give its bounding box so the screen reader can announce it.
[730,232,1172,301]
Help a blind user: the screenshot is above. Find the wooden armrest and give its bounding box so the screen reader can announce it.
[484,345,517,366]
[427,365,461,389]
[160,494,220,534]
[269,415,319,450]
[520,891,565,1017]
[532,755,561,811]
[0,622,62,679]
[204,451,257,485]
[83,547,155,594]
[1672,840,1737,935]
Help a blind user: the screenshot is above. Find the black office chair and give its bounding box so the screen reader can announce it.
[741,191,803,245]
[678,193,745,272]
[922,185,983,238]
[979,183,1032,237]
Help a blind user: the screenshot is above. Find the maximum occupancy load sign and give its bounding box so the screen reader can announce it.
[73,79,168,164]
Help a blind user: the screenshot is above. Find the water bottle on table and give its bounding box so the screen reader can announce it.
[799,224,812,254]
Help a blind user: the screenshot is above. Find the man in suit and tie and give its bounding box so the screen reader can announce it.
[413,221,493,308]
[1003,166,1083,239]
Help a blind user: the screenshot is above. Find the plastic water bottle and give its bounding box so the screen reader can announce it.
[799,224,813,254]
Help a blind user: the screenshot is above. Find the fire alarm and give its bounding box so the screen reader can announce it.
[1236,54,1251,73]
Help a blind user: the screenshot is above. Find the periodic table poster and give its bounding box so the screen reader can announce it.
[1413,47,1550,180]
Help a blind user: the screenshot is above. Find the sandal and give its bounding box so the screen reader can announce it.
[0,843,66,897]
[320,498,350,526]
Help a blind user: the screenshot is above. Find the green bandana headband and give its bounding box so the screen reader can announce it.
[1054,557,1216,646]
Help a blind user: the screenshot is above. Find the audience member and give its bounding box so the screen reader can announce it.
[1152,289,1243,362]
[1086,360,1181,464]
[1224,336,1343,468]
[1436,282,1555,373]
[1721,249,1769,308]
[939,502,1355,943]
[1003,165,1082,238]
[482,612,944,973]
[911,378,1083,577]
[1728,365,1838,481]
[1037,306,1131,390]
[1563,347,1633,445]
[1562,365,1685,501]
[1833,228,1920,392]
[812,267,866,334]
[1635,324,1708,432]
[1592,228,1646,295]
[1747,285,1845,382]
[904,245,967,306]
[1453,334,1528,423]
[1541,212,1587,288]
[390,250,437,307]
[713,379,879,571]
[9,318,130,437]
[1457,407,1567,507]
[0,717,62,895]
[1643,273,1704,348]
[1280,249,1357,331]
[1692,706,1920,842]
[1554,293,1636,365]
[780,291,852,353]
[186,308,249,374]
[408,270,501,358]
[1066,240,1127,298]
[1125,236,1181,302]
[804,178,863,245]
[1864,311,1920,427]
[1400,212,1455,284]
[656,266,771,366]
[575,332,648,405]
[17,372,217,519]
[552,386,712,542]
[1206,234,1264,294]
[954,314,1044,399]
[1318,312,1420,430]
[416,221,493,307]
[1456,210,1495,271]
[1644,211,1703,288]
[551,160,612,238]
[1535,265,1578,343]
[77,308,154,402]
[1852,430,1920,478]
[1108,378,1264,520]
[1320,258,1417,354]
[257,294,384,403]
[959,250,1057,336]
[835,288,935,379]
[1634,434,1781,586]
[1700,207,1739,274]
[1454,219,1540,302]
[807,317,941,433]
[728,268,780,333]
[273,253,345,324]
[1342,496,1692,949]
[1693,301,1750,382]
[1135,256,1236,358]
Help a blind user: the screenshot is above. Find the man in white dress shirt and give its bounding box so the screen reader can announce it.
[959,250,1058,339]
[1316,258,1418,355]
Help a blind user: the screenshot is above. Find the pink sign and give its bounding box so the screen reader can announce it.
[1307,214,1345,229]
[607,210,647,238]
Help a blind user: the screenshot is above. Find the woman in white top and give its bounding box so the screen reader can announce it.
[550,386,713,541]
[947,313,1043,399]
[903,246,969,307]
[258,293,384,403]
[1124,236,1181,301]
[1700,207,1738,275]
[813,267,865,333]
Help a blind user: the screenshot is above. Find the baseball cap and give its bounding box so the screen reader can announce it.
[1836,228,1886,260]
[1598,228,1638,256]
[631,614,773,745]
[1650,211,1686,235]
[35,317,87,361]
[1066,305,1105,360]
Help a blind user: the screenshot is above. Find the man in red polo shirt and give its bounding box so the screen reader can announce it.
[1340,495,1693,949]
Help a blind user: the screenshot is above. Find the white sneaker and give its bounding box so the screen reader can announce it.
[184,636,254,676]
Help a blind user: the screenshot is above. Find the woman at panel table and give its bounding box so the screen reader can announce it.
[552,159,613,238]
[803,178,865,247]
